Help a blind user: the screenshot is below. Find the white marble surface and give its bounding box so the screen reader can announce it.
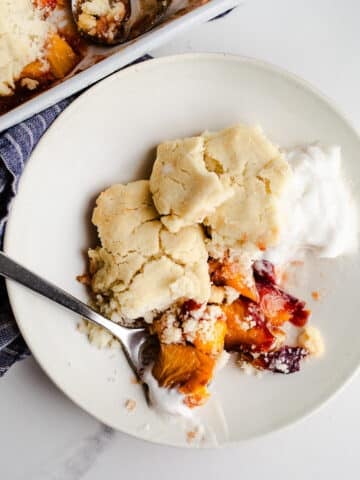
[2,0,360,478]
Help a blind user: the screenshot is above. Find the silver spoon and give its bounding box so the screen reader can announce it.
[0,251,148,389]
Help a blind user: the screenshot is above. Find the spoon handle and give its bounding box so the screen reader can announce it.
[0,251,126,338]
[0,251,149,399]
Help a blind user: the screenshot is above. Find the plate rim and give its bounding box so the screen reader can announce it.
[4,52,360,447]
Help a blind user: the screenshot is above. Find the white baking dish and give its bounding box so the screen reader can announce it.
[0,0,239,133]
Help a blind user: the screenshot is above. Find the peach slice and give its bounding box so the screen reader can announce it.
[21,60,49,81]
[209,257,258,302]
[152,344,198,389]
[254,260,310,327]
[193,319,227,355]
[46,34,78,79]
[152,344,215,407]
[222,298,275,352]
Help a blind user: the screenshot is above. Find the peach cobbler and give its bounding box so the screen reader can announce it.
[0,0,86,113]
[81,125,357,414]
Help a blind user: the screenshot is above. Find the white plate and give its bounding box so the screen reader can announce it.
[5,54,360,448]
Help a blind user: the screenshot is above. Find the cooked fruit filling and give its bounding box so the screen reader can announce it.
[145,257,310,407]
[1,0,81,97]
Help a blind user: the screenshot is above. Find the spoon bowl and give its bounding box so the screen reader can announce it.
[71,0,170,46]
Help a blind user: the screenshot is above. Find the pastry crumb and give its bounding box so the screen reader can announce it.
[279,270,288,285]
[20,78,39,90]
[186,430,197,443]
[78,319,119,349]
[311,291,321,301]
[209,285,225,304]
[76,273,91,285]
[298,326,325,357]
[237,359,263,377]
[290,260,304,267]
[186,427,199,443]
[125,399,137,412]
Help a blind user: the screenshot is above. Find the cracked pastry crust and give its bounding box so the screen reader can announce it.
[87,126,291,325]
[92,179,161,257]
[203,125,291,252]
[150,125,290,252]
[150,136,233,233]
[89,180,210,321]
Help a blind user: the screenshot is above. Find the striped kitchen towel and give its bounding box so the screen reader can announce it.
[0,98,74,376]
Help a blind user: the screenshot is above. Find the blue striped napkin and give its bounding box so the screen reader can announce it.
[0,98,74,376]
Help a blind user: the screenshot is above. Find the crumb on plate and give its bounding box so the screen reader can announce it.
[298,325,325,357]
[311,291,321,301]
[125,399,137,412]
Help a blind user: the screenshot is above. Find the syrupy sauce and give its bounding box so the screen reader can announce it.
[180,299,202,316]
[254,260,310,327]
[0,83,52,116]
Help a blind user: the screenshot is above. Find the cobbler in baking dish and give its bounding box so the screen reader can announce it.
[0,0,211,114]
[0,0,85,112]
[79,124,357,414]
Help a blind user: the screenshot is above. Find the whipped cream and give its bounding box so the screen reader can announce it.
[264,144,358,265]
[142,367,192,417]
